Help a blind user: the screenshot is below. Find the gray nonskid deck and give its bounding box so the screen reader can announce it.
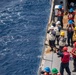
[41,47,75,75]
[38,0,76,75]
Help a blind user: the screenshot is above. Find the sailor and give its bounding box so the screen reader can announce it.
[41,67,51,75]
[70,42,76,72]
[52,68,61,75]
[48,26,56,51]
[67,20,74,47]
[57,5,64,28]
[59,31,66,52]
[56,47,71,75]
[54,21,61,45]
[68,8,75,22]
[72,27,76,43]
[47,23,55,33]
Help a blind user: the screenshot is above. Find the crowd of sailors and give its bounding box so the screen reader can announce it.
[40,4,76,75]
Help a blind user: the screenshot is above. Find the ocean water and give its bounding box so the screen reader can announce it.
[0,0,51,75]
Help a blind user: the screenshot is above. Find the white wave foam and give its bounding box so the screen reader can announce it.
[9,15,12,18]
[17,12,21,16]
[10,19,13,21]
[15,53,22,57]
[5,17,8,19]
[7,8,10,11]
[20,0,23,2]
[1,13,9,16]
[0,53,5,56]
[0,20,5,24]
[37,55,42,58]
[0,20,3,23]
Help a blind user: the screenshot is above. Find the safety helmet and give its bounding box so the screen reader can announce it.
[56,21,61,25]
[60,31,65,36]
[44,67,51,73]
[63,47,68,51]
[74,27,76,31]
[58,5,62,9]
[52,68,58,74]
[68,20,73,24]
[69,8,73,12]
[74,42,76,47]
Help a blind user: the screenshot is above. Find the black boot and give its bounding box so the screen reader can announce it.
[50,47,53,51]
[68,44,70,46]
[70,44,73,47]
[72,69,76,72]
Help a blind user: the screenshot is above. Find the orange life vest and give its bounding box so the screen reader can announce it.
[57,10,63,16]
[72,48,76,58]
[61,52,70,63]
[68,12,75,20]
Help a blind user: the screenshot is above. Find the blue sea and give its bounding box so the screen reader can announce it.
[0,0,51,75]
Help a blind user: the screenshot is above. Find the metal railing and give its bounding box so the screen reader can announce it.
[37,0,55,75]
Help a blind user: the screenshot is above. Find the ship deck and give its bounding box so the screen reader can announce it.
[38,0,76,75]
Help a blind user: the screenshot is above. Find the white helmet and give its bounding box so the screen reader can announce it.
[50,26,54,29]
[56,21,61,25]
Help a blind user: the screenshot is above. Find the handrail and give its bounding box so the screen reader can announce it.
[48,0,55,25]
[37,0,55,75]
